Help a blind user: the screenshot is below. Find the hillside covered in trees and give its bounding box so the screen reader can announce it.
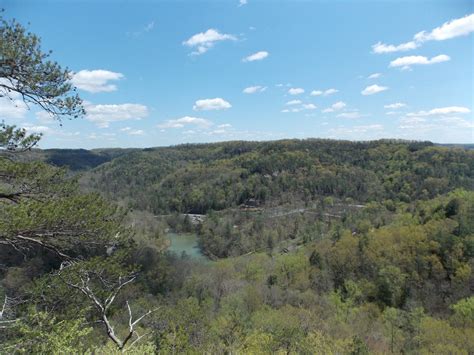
[84,139,474,214]
[2,141,474,353]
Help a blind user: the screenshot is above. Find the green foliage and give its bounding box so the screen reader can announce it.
[0,158,125,262]
[0,121,41,151]
[2,138,473,354]
[451,296,474,328]
[85,140,474,215]
[4,308,92,354]
[0,14,84,120]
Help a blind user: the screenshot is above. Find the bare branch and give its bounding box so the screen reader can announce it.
[3,235,73,260]
[57,265,155,351]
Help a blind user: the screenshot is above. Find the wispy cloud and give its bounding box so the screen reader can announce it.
[372,41,418,54]
[310,88,338,96]
[158,116,212,129]
[361,84,388,95]
[243,85,267,94]
[406,106,470,117]
[337,112,362,119]
[372,13,474,54]
[288,88,304,95]
[242,51,269,62]
[129,129,145,135]
[399,106,472,132]
[183,29,237,55]
[389,55,450,70]
[384,102,406,109]
[328,124,384,136]
[0,88,27,119]
[322,101,346,113]
[368,73,382,79]
[282,102,317,113]
[126,20,156,37]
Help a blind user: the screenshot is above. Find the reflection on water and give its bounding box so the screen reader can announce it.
[166,232,209,262]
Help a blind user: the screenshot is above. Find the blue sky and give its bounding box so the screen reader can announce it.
[1,0,473,148]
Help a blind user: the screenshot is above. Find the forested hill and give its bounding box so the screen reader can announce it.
[16,147,138,171]
[79,139,474,214]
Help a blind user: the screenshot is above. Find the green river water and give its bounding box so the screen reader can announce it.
[166,232,208,262]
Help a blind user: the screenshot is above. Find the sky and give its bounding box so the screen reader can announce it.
[1,0,473,148]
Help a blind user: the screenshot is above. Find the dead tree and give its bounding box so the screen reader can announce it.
[58,262,157,351]
[0,294,19,329]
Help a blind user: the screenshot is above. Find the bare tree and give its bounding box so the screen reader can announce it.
[58,261,157,351]
[0,294,19,329]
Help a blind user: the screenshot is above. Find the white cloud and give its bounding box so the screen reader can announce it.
[281,102,316,113]
[71,70,124,93]
[88,132,117,140]
[368,73,382,79]
[239,0,248,6]
[242,51,269,62]
[183,29,237,55]
[218,123,232,128]
[129,129,145,135]
[414,13,474,42]
[328,124,384,136]
[399,106,472,132]
[311,88,338,96]
[323,101,346,113]
[0,81,28,119]
[302,104,317,110]
[324,88,338,96]
[361,84,388,95]
[435,116,474,128]
[20,123,82,139]
[332,101,346,110]
[21,123,52,134]
[407,106,471,117]
[144,21,155,32]
[85,103,149,128]
[158,116,212,129]
[384,102,406,109]
[372,14,474,54]
[337,112,362,119]
[389,54,450,69]
[243,85,267,94]
[372,41,418,54]
[288,88,304,95]
[193,97,232,111]
[35,111,56,124]
[210,129,227,135]
[127,21,156,37]
[399,116,433,130]
[286,99,302,106]
[0,96,28,119]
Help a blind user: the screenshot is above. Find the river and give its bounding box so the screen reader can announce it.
[166,232,209,262]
